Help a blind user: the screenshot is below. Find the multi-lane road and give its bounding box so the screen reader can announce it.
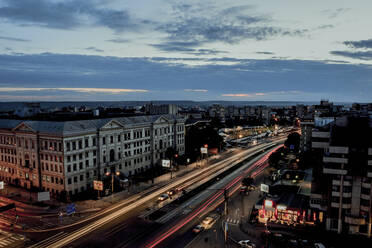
[27,137,285,248]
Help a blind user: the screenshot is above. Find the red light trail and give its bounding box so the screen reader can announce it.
[144,144,283,248]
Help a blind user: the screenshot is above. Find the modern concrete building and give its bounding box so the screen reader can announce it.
[310,115,372,237]
[0,115,185,199]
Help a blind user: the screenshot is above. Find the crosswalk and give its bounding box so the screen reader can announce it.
[0,230,26,248]
[28,231,71,248]
[225,217,240,225]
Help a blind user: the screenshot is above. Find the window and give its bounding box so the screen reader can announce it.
[79,140,82,149]
[67,165,71,173]
[86,172,90,178]
[93,138,96,146]
[79,162,83,170]
[103,137,106,145]
[111,136,114,143]
[118,135,121,142]
[86,160,89,167]
[79,153,83,160]
[68,178,72,184]
[93,150,96,156]
[72,141,76,150]
[80,175,84,181]
[73,164,77,171]
[74,176,77,183]
[85,138,89,148]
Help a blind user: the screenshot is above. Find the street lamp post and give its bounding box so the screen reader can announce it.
[106,171,120,203]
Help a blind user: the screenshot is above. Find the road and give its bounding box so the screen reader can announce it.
[26,138,284,248]
[139,144,282,248]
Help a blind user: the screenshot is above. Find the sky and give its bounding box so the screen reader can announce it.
[0,0,371,102]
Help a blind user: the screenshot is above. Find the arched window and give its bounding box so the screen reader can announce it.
[110,149,115,162]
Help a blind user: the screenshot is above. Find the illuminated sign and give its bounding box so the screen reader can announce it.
[264,199,273,208]
[162,159,171,168]
[276,205,287,211]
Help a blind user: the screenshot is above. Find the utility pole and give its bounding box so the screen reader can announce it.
[224,188,229,216]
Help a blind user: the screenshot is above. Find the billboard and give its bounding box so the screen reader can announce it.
[38,191,50,201]
[208,148,218,154]
[260,183,269,193]
[162,159,171,168]
[200,147,208,154]
[93,180,104,191]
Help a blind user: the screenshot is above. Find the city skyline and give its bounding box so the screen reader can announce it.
[0,0,371,102]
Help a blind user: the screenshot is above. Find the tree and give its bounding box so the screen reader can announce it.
[284,132,301,152]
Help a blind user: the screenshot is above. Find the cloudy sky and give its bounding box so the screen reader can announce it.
[0,0,371,102]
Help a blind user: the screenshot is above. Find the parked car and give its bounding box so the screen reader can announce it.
[238,240,256,248]
[192,224,204,234]
[157,194,169,201]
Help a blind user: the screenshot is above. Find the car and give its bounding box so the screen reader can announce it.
[201,216,216,229]
[314,243,326,248]
[288,239,298,248]
[157,194,169,201]
[238,240,256,248]
[192,224,204,234]
[167,189,176,196]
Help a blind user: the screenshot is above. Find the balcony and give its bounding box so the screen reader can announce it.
[360,194,370,200]
[331,202,351,209]
[332,180,352,186]
[323,168,347,175]
[345,215,365,225]
[312,142,329,149]
[362,182,371,188]
[361,205,370,212]
[331,191,352,198]
[312,131,330,138]
[323,157,348,164]
[329,146,349,154]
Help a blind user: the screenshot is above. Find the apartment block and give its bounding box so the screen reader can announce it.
[310,115,372,237]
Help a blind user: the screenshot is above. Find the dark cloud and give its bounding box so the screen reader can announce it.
[322,8,350,18]
[151,41,227,55]
[0,35,29,42]
[151,41,226,55]
[158,4,307,46]
[106,38,130,43]
[0,53,371,102]
[85,47,104,53]
[256,51,274,55]
[343,39,372,49]
[317,24,334,29]
[330,50,372,60]
[0,0,136,32]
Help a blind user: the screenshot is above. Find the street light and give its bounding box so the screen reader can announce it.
[105,171,120,201]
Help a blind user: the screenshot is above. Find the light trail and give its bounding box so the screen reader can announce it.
[144,144,283,248]
[37,142,281,248]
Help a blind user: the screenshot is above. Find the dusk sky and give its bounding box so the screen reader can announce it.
[0,0,372,102]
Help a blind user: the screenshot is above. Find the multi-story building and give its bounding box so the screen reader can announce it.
[145,103,179,115]
[310,115,372,237]
[0,115,185,199]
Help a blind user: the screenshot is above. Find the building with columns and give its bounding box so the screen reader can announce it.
[0,115,185,199]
